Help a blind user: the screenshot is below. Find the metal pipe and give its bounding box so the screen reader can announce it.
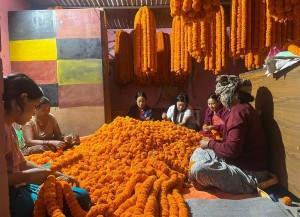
[102,4,169,9]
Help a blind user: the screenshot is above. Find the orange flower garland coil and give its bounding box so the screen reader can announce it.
[34,175,89,217]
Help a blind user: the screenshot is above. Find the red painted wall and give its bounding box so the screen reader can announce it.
[0,0,30,75]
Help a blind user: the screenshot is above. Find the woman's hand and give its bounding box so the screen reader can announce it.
[46,140,66,150]
[162,112,167,120]
[57,175,80,187]
[24,168,51,185]
[203,125,214,132]
[199,138,211,149]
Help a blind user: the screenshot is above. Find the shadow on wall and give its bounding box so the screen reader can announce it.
[255,86,288,188]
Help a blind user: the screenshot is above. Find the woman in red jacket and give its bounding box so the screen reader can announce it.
[189,75,269,194]
[200,93,229,138]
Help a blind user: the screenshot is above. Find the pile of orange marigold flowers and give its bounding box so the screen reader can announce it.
[27,117,203,216]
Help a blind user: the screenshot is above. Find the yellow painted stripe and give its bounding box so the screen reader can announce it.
[57,59,103,85]
[10,39,57,61]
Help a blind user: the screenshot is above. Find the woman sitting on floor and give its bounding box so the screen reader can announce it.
[189,75,269,194]
[162,93,200,131]
[200,92,229,139]
[127,91,154,121]
[22,96,79,156]
[3,73,90,217]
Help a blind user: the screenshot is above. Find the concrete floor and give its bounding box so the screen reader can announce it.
[278,198,300,217]
[264,184,300,217]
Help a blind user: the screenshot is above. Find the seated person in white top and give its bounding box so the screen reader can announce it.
[162,93,200,131]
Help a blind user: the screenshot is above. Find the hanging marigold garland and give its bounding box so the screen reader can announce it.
[170,0,221,22]
[114,30,133,85]
[154,32,171,85]
[170,16,192,83]
[202,5,227,74]
[268,0,300,22]
[187,19,206,63]
[230,0,238,57]
[133,6,157,85]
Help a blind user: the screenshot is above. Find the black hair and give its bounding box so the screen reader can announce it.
[3,73,43,113]
[135,91,147,100]
[37,96,51,109]
[237,90,254,103]
[176,93,189,104]
[173,93,189,124]
[207,92,219,101]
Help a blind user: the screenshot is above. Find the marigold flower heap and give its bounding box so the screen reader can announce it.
[25,149,63,164]
[50,151,83,173]
[28,117,203,216]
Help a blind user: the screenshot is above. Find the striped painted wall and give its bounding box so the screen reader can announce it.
[9,9,104,109]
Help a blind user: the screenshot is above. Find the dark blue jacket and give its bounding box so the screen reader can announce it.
[127,105,154,121]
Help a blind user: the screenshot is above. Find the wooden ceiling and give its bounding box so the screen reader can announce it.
[27,0,231,29]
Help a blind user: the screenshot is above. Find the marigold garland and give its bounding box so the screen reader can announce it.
[170,16,191,83]
[34,175,90,217]
[114,30,133,85]
[170,0,221,22]
[133,6,157,85]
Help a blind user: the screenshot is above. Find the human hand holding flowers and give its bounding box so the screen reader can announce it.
[24,168,51,184]
[57,175,80,187]
[199,138,211,149]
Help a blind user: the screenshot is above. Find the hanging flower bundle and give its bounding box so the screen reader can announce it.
[267,0,300,22]
[28,117,204,217]
[230,0,266,57]
[170,0,221,22]
[228,0,300,70]
[154,32,172,85]
[203,5,227,74]
[187,19,206,63]
[171,16,192,83]
[114,30,133,85]
[134,6,157,85]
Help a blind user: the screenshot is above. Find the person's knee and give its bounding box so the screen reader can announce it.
[189,162,208,182]
[9,187,34,217]
[190,148,210,163]
[71,187,91,210]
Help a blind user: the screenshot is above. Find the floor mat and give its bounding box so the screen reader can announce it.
[182,187,258,200]
[186,197,293,217]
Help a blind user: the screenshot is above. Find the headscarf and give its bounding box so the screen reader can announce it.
[215,75,252,108]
